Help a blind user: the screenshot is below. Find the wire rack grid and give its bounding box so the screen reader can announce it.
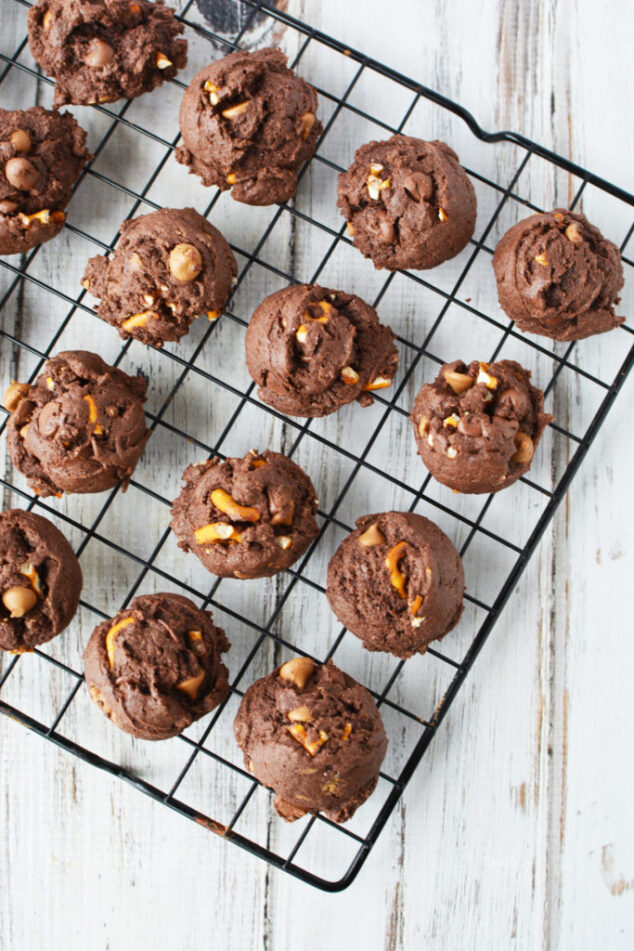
[0,0,632,891]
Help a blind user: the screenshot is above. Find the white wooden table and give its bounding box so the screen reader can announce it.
[1,1,633,948]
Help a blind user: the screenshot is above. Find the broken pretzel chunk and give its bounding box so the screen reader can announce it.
[176,671,205,700]
[2,586,38,618]
[295,324,308,345]
[187,629,204,657]
[476,363,498,390]
[226,172,236,185]
[302,300,332,324]
[207,309,220,321]
[443,414,459,428]
[279,656,315,689]
[443,369,474,395]
[287,705,312,723]
[271,498,295,528]
[18,209,65,228]
[340,366,360,385]
[367,168,391,201]
[299,112,316,140]
[346,222,356,237]
[211,488,260,523]
[105,616,135,668]
[20,562,43,597]
[511,431,534,464]
[363,375,392,391]
[385,541,410,599]
[121,310,158,332]
[155,53,173,70]
[438,208,448,222]
[3,381,30,413]
[275,535,292,551]
[358,523,386,547]
[409,594,423,616]
[203,80,220,105]
[342,722,352,742]
[194,522,242,545]
[221,101,250,120]
[83,394,104,435]
[418,416,429,437]
[248,451,267,469]
[565,222,583,244]
[287,723,329,756]
[534,253,549,266]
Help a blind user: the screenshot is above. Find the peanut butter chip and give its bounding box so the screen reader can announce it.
[512,431,534,464]
[402,171,433,202]
[10,130,32,153]
[85,39,115,68]
[5,157,39,191]
[169,243,203,282]
[279,656,315,689]
[2,586,38,618]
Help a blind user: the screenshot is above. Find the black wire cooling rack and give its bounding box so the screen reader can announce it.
[1,0,633,892]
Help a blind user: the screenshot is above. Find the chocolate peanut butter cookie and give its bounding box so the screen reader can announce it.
[0,106,90,256]
[171,450,319,579]
[492,209,625,340]
[245,284,398,418]
[337,135,477,271]
[84,592,230,740]
[176,48,322,205]
[27,0,187,107]
[234,657,388,822]
[4,351,150,498]
[411,359,552,494]
[327,511,464,659]
[82,207,237,346]
[0,509,82,653]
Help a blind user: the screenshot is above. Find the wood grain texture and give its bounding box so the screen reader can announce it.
[1,1,632,949]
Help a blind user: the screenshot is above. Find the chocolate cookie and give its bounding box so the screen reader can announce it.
[171,450,319,579]
[27,0,187,107]
[4,351,150,498]
[492,209,625,341]
[234,657,387,822]
[82,208,237,346]
[326,511,464,659]
[245,284,398,418]
[0,106,90,256]
[411,359,552,494]
[84,592,230,740]
[0,509,82,653]
[176,48,322,205]
[337,135,477,271]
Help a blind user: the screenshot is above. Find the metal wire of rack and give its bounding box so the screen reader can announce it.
[0,0,633,892]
